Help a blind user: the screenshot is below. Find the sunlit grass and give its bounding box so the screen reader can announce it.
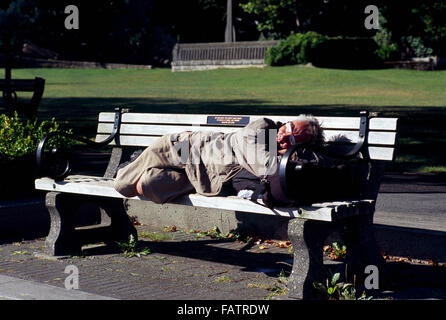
[3,66,446,107]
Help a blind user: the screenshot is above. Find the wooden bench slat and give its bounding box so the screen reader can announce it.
[35,175,374,222]
[368,146,395,161]
[96,134,159,146]
[0,79,38,91]
[98,113,398,131]
[0,85,35,91]
[369,118,398,131]
[97,123,237,135]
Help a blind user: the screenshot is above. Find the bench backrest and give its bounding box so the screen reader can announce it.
[96,112,398,161]
[0,78,45,92]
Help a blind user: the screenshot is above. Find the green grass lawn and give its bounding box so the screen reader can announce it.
[7,66,446,106]
[2,66,446,173]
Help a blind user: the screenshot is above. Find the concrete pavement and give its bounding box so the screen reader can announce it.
[376,172,446,233]
[0,274,116,300]
[0,172,445,300]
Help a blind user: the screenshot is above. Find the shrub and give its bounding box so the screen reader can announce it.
[312,37,383,69]
[265,31,328,66]
[374,28,399,61]
[375,42,399,61]
[266,31,383,69]
[0,112,73,165]
[401,35,433,58]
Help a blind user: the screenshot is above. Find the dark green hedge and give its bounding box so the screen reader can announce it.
[266,32,383,69]
[265,32,328,66]
[312,37,383,69]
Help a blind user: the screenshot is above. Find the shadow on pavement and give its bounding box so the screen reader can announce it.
[80,235,446,300]
[83,237,293,277]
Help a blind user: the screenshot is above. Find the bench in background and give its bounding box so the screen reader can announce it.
[0,77,45,117]
[171,41,278,72]
[35,108,398,299]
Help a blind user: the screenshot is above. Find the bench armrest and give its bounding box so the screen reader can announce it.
[279,111,372,199]
[36,107,123,180]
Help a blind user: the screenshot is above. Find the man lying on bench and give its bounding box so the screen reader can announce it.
[113,115,325,204]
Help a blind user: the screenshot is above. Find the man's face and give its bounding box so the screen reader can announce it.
[276,120,312,151]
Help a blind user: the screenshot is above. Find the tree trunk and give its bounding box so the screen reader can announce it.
[225,0,235,42]
[3,37,16,112]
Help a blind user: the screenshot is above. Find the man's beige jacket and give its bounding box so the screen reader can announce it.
[114,118,279,198]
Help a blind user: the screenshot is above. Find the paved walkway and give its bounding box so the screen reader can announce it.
[0,172,445,301]
[0,227,294,300]
[0,223,445,301]
[0,275,115,300]
[375,173,446,233]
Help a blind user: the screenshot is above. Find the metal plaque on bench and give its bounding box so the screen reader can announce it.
[207,115,250,126]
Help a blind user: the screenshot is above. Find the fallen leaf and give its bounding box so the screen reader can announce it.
[164,225,177,232]
[275,241,292,248]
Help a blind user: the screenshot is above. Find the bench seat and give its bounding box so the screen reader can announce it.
[35,175,375,222]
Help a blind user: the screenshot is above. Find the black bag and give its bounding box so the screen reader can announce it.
[231,169,262,193]
[232,148,360,208]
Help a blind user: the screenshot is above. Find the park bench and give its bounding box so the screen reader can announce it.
[171,41,278,71]
[0,77,45,117]
[34,108,398,299]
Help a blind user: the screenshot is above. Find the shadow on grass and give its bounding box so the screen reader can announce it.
[34,97,362,134]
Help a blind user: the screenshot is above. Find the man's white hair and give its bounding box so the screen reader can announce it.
[294,114,325,146]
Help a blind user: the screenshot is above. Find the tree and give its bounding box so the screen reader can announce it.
[239,0,298,39]
[239,0,380,39]
[0,0,38,97]
[0,0,38,55]
[15,0,177,65]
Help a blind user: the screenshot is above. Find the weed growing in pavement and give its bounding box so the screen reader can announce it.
[12,250,28,255]
[265,269,288,300]
[323,241,347,260]
[139,231,175,241]
[313,272,373,300]
[187,226,256,243]
[116,235,151,258]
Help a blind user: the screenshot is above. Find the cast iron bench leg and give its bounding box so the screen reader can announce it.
[358,211,386,268]
[354,208,388,287]
[339,216,363,283]
[287,218,333,299]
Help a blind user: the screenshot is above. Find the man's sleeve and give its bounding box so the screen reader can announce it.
[232,118,278,177]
